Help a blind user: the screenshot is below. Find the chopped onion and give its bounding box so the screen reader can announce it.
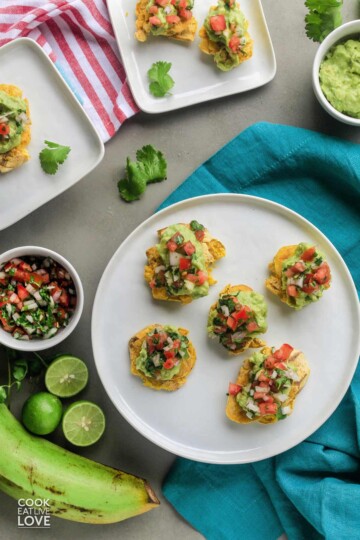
[271,370,278,379]
[24,326,36,335]
[10,258,22,266]
[169,251,182,266]
[33,291,47,306]
[281,406,292,415]
[26,283,37,295]
[12,313,20,322]
[184,280,195,291]
[52,290,61,303]
[164,5,172,13]
[220,305,229,317]
[255,385,269,393]
[273,392,288,403]
[284,369,300,382]
[155,265,166,274]
[231,331,246,342]
[247,400,260,413]
[6,304,12,317]
[246,412,254,419]
[0,272,6,279]
[19,335,30,341]
[44,327,58,339]
[152,353,160,367]
[26,315,34,324]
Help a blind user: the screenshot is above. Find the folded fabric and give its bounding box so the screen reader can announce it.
[0,0,138,141]
[161,122,360,540]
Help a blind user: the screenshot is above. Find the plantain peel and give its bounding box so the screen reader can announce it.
[135,0,197,42]
[129,324,196,391]
[226,347,310,425]
[0,84,31,174]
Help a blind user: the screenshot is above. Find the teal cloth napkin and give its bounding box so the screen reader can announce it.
[160,122,360,540]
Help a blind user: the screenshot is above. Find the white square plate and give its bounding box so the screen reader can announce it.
[0,38,104,231]
[108,0,276,113]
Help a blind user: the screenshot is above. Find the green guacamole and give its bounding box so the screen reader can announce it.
[0,90,27,154]
[319,38,360,119]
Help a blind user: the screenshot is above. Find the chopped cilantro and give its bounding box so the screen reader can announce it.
[305,0,343,42]
[190,220,204,232]
[39,140,71,175]
[147,61,174,98]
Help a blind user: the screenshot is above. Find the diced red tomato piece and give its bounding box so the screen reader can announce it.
[284,267,295,277]
[9,292,20,304]
[4,262,14,272]
[179,257,191,271]
[183,241,195,256]
[0,299,8,308]
[149,16,162,26]
[178,0,187,7]
[0,123,10,137]
[274,343,293,361]
[164,350,175,359]
[179,8,192,19]
[229,34,240,52]
[59,289,69,307]
[313,262,331,285]
[293,261,306,273]
[195,229,205,242]
[301,274,319,293]
[258,373,270,383]
[210,15,226,32]
[259,402,278,415]
[149,279,156,289]
[264,356,276,369]
[246,321,259,332]
[18,261,32,272]
[196,270,207,285]
[226,316,237,331]
[262,395,274,403]
[228,382,242,395]
[0,278,7,286]
[17,284,30,301]
[149,5,158,13]
[274,362,287,370]
[155,0,169,5]
[185,273,197,283]
[287,284,298,297]
[172,339,181,349]
[56,306,68,321]
[254,392,266,400]
[0,316,15,332]
[166,14,180,24]
[166,240,178,252]
[301,246,316,261]
[163,358,175,369]
[232,307,248,321]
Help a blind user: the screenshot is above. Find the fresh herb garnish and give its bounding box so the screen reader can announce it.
[118,145,167,202]
[305,0,343,42]
[39,140,71,175]
[148,61,175,98]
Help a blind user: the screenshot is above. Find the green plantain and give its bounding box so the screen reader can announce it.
[0,404,160,523]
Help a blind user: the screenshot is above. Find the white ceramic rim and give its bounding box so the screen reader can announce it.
[0,246,84,351]
[312,20,360,126]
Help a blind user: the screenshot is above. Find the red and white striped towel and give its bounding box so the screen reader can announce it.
[0,0,139,142]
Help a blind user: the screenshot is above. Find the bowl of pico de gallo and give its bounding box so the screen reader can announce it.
[0,246,84,351]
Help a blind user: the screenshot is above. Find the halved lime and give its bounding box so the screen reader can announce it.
[45,355,88,398]
[62,401,105,447]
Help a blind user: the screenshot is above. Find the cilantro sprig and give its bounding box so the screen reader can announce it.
[118,145,167,202]
[305,0,343,42]
[39,140,71,175]
[148,61,175,98]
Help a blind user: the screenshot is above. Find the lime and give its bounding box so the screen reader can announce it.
[22,392,63,435]
[62,401,105,447]
[45,355,88,398]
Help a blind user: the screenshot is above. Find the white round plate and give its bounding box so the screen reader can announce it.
[91,194,360,464]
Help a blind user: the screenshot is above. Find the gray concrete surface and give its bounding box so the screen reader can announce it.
[0,1,359,539]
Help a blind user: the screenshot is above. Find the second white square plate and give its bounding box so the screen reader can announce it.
[108,0,276,113]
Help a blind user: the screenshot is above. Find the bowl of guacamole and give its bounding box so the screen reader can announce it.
[312,20,360,126]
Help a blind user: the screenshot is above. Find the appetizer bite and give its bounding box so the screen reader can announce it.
[265,243,331,310]
[199,0,253,71]
[226,344,310,424]
[0,84,31,174]
[207,284,267,355]
[0,256,77,340]
[135,0,197,43]
[144,220,225,303]
[129,324,196,391]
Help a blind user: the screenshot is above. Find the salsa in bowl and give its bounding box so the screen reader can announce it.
[0,246,84,351]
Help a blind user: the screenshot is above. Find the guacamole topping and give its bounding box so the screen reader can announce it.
[207,289,267,351]
[152,221,210,298]
[136,325,190,380]
[146,0,194,36]
[204,0,249,71]
[0,90,28,154]
[281,243,331,309]
[229,344,298,420]
[319,39,360,119]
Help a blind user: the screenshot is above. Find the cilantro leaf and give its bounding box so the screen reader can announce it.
[135,145,167,184]
[148,61,174,97]
[305,0,343,42]
[0,387,7,404]
[118,146,167,202]
[39,140,71,175]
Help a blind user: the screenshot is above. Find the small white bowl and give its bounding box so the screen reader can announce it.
[312,20,360,126]
[0,246,84,351]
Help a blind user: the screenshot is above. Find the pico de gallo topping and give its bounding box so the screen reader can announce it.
[0,256,77,340]
[208,289,267,351]
[0,89,29,155]
[229,344,299,420]
[151,221,210,298]
[136,325,190,380]
[281,243,331,309]
[204,0,250,71]
[147,0,194,34]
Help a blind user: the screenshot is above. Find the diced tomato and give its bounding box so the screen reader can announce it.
[196,270,207,285]
[274,362,287,370]
[287,284,298,297]
[149,279,156,289]
[149,16,162,26]
[259,402,278,415]
[149,5,158,13]
[166,240,177,252]
[229,35,240,52]
[246,321,259,332]
[0,278,7,286]
[183,241,195,256]
[262,395,274,403]
[232,307,248,321]
[313,262,331,285]
[0,299,8,308]
[274,343,293,361]
[18,261,32,272]
[254,392,266,400]
[0,123,10,137]
[164,350,175,359]
[59,289,69,307]
[179,257,191,271]
[258,373,270,383]
[301,274,319,294]
[163,358,175,370]
[226,316,237,331]
[155,0,169,5]
[166,14,180,24]
[178,0,187,7]
[185,273,197,283]
[301,246,316,261]
[210,15,226,32]
[0,315,15,332]
[56,306,68,321]
[172,339,181,349]
[4,262,14,272]
[228,382,242,395]
[284,267,295,278]
[17,284,30,301]
[213,325,227,334]
[9,292,20,304]
[264,356,276,369]
[179,8,192,19]
[195,229,205,242]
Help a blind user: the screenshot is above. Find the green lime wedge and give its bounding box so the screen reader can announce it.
[45,355,88,398]
[62,401,105,447]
